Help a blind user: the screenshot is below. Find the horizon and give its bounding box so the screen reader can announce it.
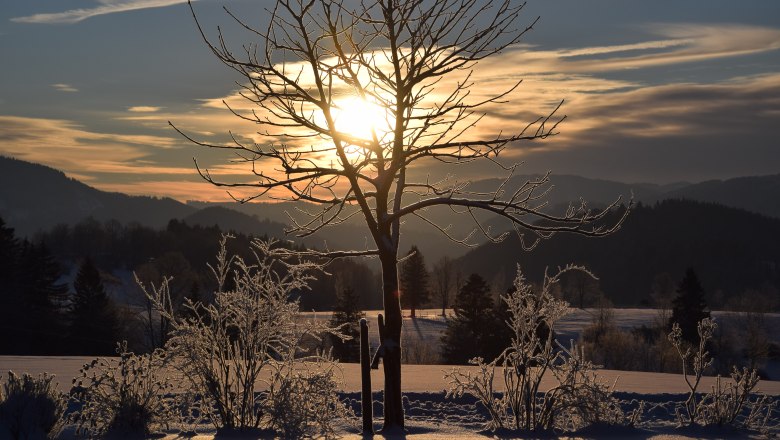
[1,1,779,202]
[8,153,780,204]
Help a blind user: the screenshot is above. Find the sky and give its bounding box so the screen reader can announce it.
[1,0,779,202]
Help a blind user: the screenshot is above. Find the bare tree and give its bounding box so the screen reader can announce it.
[433,256,454,317]
[562,269,602,309]
[177,0,627,429]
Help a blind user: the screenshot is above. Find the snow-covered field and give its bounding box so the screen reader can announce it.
[1,356,779,395]
[3,308,778,438]
[1,356,778,439]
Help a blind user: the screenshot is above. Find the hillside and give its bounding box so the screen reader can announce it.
[0,156,196,236]
[182,206,288,238]
[645,174,780,219]
[455,199,780,306]
[4,156,780,273]
[0,157,289,240]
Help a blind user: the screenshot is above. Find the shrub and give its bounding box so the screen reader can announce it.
[445,265,635,433]
[70,342,176,438]
[0,371,66,439]
[669,318,777,431]
[140,236,349,435]
[264,360,350,439]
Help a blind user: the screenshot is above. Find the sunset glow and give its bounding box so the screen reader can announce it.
[0,1,778,201]
[332,97,390,142]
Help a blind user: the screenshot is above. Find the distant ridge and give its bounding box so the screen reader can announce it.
[0,156,196,236]
[643,174,780,219]
[3,156,780,266]
[182,206,287,238]
[454,199,780,306]
[0,156,283,239]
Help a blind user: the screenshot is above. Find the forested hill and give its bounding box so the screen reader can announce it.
[0,157,287,239]
[455,199,780,306]
[0,156,196,235]
[643,174,780,219]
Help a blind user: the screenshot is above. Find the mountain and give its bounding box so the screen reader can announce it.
[454,199,780,306]
[0,157,296,240]
[4,155,780,276]
[182,206,288,238]
[645,174,780,219]
[0,156,196,236]
[467,174,664,208]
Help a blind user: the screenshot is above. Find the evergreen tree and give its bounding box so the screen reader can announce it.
[0,218,22,354]
[69,257,120,355]
[328,286,365,362]
[16,241,69,354]
[0,218,19,284]
[669,268,710,345]
[399,246,430,318]
[441,273,495,364]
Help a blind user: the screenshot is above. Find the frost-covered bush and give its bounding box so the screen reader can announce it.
[446,266,636,433]
[0,371,66,439]
[70,342,176,438]
[669,318,777,431]
[264,361,350,439]
[139,236,348,435]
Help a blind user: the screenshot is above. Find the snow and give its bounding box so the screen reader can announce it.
[1,356,777,438]
[3,308,778,438]
[1,356,779,396]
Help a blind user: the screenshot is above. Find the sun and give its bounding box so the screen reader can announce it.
[330,97,389,142]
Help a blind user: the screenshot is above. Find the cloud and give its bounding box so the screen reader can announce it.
[12,0,194,25]
[548,24,780,73]
[96,179,266,202]
[0,115,184,175]
[51,83,78,93]
[128,106,161,112]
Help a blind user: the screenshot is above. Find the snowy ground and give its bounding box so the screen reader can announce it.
[3,308,778,438]
[2,356,778,439]
[2,357,778,396]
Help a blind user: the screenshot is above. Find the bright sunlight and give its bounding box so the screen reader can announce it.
[330,96,391,143]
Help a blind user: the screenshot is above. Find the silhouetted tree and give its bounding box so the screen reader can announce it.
[0,217,23,354]
[441,274,495,364]
[400,246,430,318]
[0,218,19,285]
[669,268,710,345]
[69,257,120,355]
[562,270,601,309]
[433,256,454,318]
[180,0,626,427]
[328,286,365,362]
[16,241,68,354]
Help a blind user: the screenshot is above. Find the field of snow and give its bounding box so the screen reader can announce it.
[3,308,778,438]
[1,355,778,439]
[1,356,778,396]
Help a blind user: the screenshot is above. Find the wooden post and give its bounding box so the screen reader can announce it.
[360,318,373,434]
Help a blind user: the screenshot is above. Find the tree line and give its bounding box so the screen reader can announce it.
[0,216,378,355]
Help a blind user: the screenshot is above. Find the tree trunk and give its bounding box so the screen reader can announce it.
[380,253,404,430]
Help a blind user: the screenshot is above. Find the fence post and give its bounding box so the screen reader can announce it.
[360,318,373,434]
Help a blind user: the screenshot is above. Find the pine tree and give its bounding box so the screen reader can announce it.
[0,218,19,285]
[441,273,495,364]
[328,286,364,362]
[669,268,710,345]
[0,217,22,354]
[399,246,430,318]
[16,241,69,354]
[69,257,120,355]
